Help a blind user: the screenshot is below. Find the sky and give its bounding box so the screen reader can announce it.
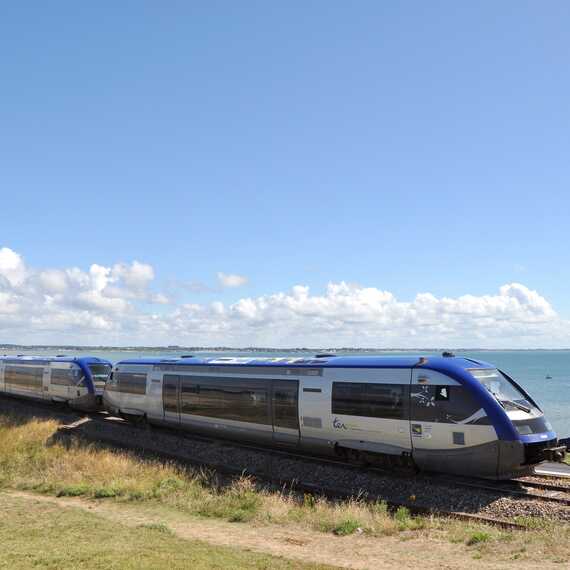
[1,1,570,347]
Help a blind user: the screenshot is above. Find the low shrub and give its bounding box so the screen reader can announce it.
[333,519,361,536]
[466,531,491,546]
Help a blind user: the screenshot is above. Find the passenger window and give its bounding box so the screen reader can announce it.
[273,381,299,430]
[51,369,75,386]
[4,365,44,391]
[116,372,147,395]
[163,374,180,412]
[332,382,407,420]
[173,376,271,425]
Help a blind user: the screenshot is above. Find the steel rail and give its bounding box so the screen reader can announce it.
[432,475,570,507]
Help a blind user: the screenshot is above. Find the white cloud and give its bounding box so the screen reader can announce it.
[112,261,155,291]
[217,272,248,288]
[0,246,569,347]
[0,247,27,286]
[0,248,168,343]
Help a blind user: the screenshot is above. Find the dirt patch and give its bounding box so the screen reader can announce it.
[3,490,556,570]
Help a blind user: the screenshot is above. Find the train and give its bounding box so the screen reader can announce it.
[103,353,567,479]
[0,352,565,478]
[0,355,112,411]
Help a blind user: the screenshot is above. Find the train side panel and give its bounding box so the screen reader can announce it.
[48,362,83,403]
[108,365,303,446]
[0,361,48,401]
[104,365,152,416]
[314,368,412,457]
[157,370,287,445]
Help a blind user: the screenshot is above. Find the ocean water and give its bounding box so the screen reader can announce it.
[2,348,569,438]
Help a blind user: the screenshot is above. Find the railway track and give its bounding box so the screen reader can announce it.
[511,478,570,493]
[530,470,570,481]
[433,475,570,507]
[0,395,566,530]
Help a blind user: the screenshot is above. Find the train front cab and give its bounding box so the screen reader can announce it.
[44,357,112,411]
[0,356,111,411]
[482,369,565,467]
[410,361,563,479]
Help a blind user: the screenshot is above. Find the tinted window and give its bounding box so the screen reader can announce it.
[273,380,299,429]
[89,364,111,385]
[179,377,198,415]
[4,365,44,391]
[163,374,180,413]
[177,376,270,425]
[51,368,77,386]
[116,372,147,395]
[410,385,491,425]
[332,382,407,419]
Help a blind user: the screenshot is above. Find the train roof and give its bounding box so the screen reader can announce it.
[115,354,496,373]
[0,355,111,365]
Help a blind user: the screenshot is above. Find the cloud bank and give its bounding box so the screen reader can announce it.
[0,247,568,347]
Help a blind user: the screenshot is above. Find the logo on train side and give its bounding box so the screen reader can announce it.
[333,417,348,430]
[411,424,423,437]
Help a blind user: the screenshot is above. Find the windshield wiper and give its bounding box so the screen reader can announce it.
[500,399,531,414]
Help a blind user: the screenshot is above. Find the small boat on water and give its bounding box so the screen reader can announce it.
[546,374,553,379]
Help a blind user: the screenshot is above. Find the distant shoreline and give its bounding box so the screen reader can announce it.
[1,345,569,352]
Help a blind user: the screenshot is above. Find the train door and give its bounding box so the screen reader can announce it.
[47,366,70,402]
[271,380,300,445]
[162,374,181,424]
[410,368,460,452]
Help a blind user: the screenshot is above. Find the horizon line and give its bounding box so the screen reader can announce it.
[1,344,570,352]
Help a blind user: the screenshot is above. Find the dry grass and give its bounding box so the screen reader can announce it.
[1,413,569,566]
[0,414,412,534]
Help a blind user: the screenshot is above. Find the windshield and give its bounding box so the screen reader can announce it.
[469,369,534,413]
[88,364,112,384]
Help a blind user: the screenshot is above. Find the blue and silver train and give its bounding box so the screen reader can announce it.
[0,355,112,411]
[103,353,566,479]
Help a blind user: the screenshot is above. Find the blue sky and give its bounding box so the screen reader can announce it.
[1,2,569,346]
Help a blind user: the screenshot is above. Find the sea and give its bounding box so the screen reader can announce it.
[2,348,569,438]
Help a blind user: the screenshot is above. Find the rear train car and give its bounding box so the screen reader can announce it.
[103,354,565,478]
[0,355,112,411]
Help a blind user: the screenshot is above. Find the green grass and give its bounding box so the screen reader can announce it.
[0,493,330,570]
[513,515,553,530]
[137,522,175,535]
[466,531,491,546]
[332,518,361,536]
